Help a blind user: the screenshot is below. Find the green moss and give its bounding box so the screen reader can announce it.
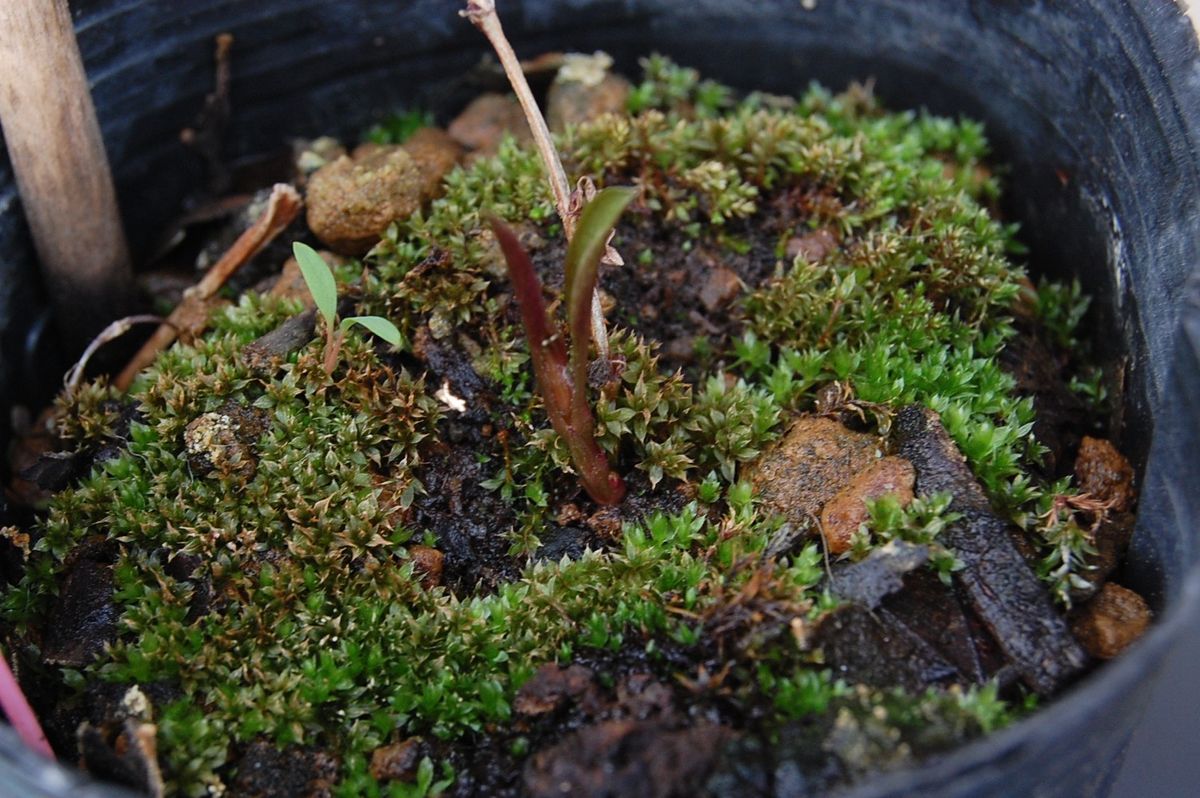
[850,493,964,583]
[363,109,436,146]
[1,56,1107,793]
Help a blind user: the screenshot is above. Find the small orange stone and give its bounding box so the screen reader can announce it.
[1071,582,1151,659]
[818,456,916,555]
[785,228,838,263]
[409,545,444,590]
[448,93,532,156]
[369,737,423,783]
[1074,436,1136,513]
[749,416,882,527]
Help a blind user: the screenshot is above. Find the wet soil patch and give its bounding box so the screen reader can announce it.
[228,740,339,798]
[999,317,1093,476]
[412,421,521,596]
[530,205,790,379]
[437,637,738,798]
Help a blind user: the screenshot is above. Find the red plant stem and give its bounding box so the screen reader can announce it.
[490,217,624,505]
[0,647,54,759]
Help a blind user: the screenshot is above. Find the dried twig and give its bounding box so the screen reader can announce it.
[243,308,318,372]
[461,0,614,359]
[64,315,168,394]
[114,183,302,391]
[462,1,570,223]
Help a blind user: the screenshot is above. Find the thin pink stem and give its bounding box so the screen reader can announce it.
[0,647,54,759]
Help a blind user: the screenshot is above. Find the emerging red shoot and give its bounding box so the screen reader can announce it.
[489,188,635,505]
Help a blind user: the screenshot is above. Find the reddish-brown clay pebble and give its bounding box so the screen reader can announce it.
[749,416,881,526]
[448,93,532,156]
[819,457,916,555]
[306,129,460,255]
[785,228,838,262]
[409,545,444,590]
[698,265,743,311]
[1071,582,1151,659]
[369,737,424,783]
[1074,436,1136,513]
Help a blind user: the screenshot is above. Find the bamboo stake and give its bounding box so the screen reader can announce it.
[0,0,133,350]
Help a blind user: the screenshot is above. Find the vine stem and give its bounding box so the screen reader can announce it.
[461,0,610,359]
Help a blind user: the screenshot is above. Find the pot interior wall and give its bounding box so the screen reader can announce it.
[0,1,1198,796]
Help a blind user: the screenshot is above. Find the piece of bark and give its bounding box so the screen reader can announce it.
[78,716,164,797]
[42,539,118,667]
[882,569,1005,684]
[827,541,928,608]
[0,0,133,349]
[244,308,318,371]
[19,451,82,493]
[891,404,1088,694]
[815,603,961,691]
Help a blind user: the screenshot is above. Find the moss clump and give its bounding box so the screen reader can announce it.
[2,57,1104,795]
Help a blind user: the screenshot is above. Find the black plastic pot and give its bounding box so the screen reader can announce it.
[1,1,1198,796]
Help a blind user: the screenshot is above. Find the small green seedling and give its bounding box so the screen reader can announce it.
[292,242,403,374]
[490,186,635,506]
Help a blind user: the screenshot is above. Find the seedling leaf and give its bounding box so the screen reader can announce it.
[292,242,339,327]
[564,187,636,415]
[341,315,403,346]
[564,187,637,317]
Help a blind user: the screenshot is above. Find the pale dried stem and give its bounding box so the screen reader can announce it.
[463,0,571,228]
[65,315,169,394]
[462,0,610,358]
[114,183,302,391]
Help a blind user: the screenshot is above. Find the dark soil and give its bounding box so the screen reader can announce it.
[437,637,738,798]
[531,205,790,380]
[412,424,522,595]
[999,317,1093,476]
[409,324,692,597]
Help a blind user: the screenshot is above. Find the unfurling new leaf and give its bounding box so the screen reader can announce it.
[489,186,635,505]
